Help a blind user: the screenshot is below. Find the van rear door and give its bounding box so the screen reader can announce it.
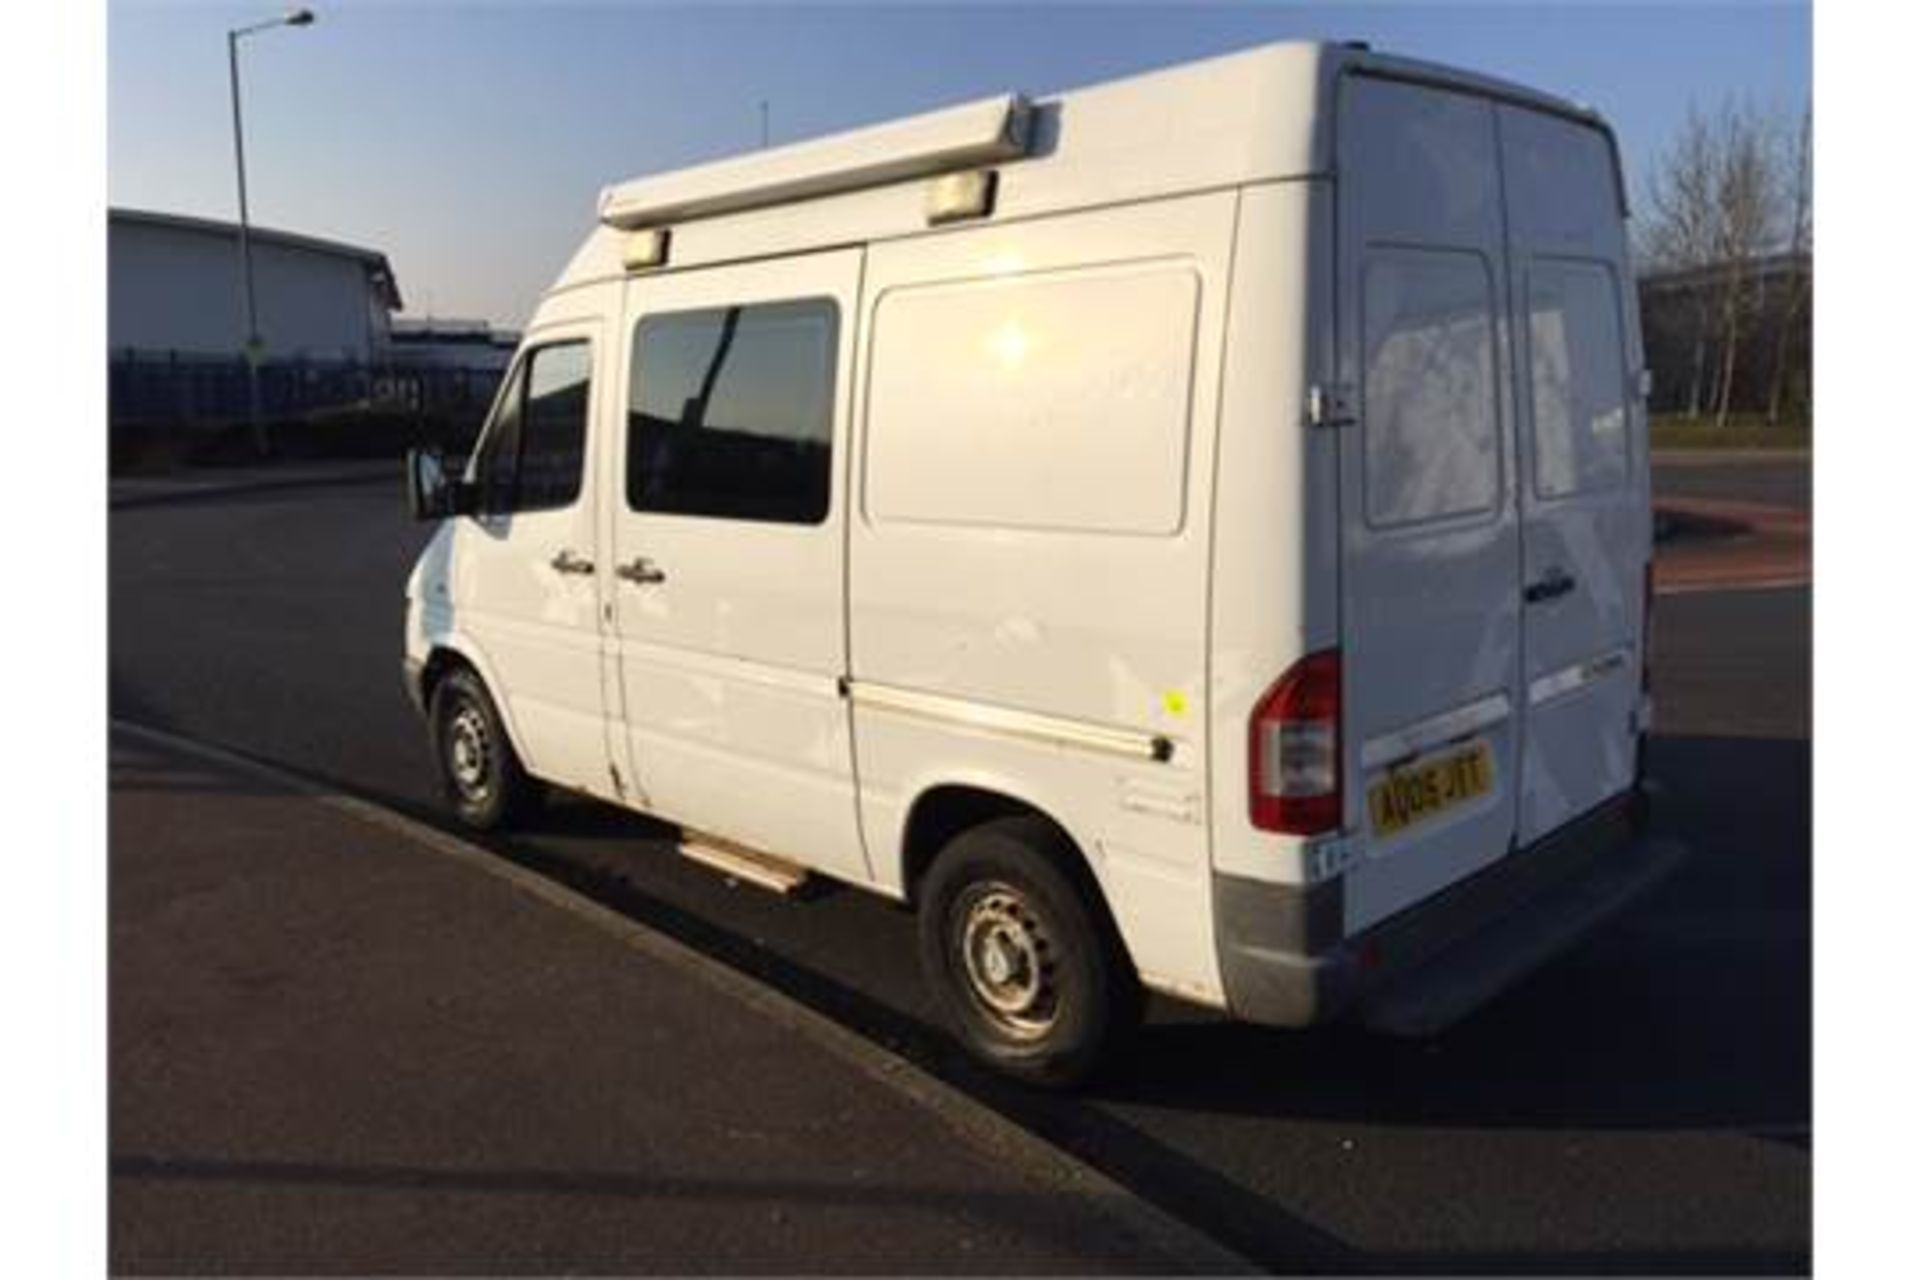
[1335,76,1524,934]
[1498,105,1650,843]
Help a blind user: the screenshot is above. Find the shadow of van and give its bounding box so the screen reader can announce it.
[1094,732,1809,1138]
[511,730,1807,1140]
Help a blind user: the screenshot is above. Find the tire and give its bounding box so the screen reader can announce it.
[916,816,1141,1088]
[428,666,536,831]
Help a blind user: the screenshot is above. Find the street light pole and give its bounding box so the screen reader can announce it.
[226,8,315,459]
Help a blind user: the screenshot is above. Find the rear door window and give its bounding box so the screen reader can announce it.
[1525,260,1630,498]
[1360,247,1501,527]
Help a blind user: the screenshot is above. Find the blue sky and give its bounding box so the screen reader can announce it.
[108,1,1811,327]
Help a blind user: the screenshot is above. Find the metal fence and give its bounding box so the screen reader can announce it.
[109,350,505,431]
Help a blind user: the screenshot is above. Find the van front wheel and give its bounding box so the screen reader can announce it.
[917,818,1138,1088]
[429,666,535,831]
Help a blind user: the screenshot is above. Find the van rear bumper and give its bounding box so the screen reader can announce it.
[1212,794,1686,1032]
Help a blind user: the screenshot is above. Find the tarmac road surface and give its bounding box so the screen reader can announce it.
[111,728,1244,1276]
[1653,452,1811,512]
[109,455,1811,1273]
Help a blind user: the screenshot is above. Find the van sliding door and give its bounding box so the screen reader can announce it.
[610,248,871,885]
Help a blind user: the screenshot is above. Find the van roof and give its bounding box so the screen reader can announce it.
[550,40,1610,300]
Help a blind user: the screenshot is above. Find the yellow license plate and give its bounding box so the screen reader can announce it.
[1367,741,1495,837]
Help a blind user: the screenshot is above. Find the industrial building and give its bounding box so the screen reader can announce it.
[388,318,519,373]
[108,208,500,440]
[108,207,402,363]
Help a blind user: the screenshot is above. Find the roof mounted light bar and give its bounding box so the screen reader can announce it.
[598,92,1035,231]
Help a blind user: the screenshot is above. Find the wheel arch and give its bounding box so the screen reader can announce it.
[414,636,534,765]
[896,782,1132,969]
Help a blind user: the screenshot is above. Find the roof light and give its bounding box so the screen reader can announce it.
[927,169,998,225]
[622,228,670,272]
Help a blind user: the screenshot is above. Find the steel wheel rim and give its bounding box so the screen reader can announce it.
[954,881,1060,1040]
[446,703,493,802]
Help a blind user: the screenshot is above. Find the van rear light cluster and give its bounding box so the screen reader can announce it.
[1249,649,1343,835]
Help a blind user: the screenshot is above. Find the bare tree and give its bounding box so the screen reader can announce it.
[1642,106,1722,416]
[1767,107,1812,425]
[1641,98,1799,424]
[1707,101,1781,426]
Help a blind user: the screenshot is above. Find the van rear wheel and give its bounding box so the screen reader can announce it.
[917,817,1139,1088]
[429,666,535,831]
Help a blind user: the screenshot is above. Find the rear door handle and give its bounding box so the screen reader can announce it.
[1524,567,1577,604]
[616,556,666,586]
[549,549,594,576]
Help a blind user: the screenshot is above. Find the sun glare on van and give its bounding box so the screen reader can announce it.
[986,319,1031,369]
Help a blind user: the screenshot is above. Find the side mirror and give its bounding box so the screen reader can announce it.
[405,446,472,520]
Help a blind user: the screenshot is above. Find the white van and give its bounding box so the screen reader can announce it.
[402,41,1685,1085]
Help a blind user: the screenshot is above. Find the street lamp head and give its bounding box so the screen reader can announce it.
[232,8,316,37]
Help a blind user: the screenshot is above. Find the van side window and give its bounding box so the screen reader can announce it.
[1526,261,1629,498]
[471,362,523,515]
[1361,248,1501,528]
[627,299,837,525]
[471,340,592,514]
[518,343,592,511]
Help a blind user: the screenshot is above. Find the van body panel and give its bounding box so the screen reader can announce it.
[404,573,540,771]
[554,42,1603,298]
[444,314,611,796]
[849,191,1236,1000]
[1204,178,1336,887]
[1218,794,1680,1029]
[559,44,1342,292]
[1329,73,1649,938]
[854,712,1218,1000]
[1334,76,1525,935]
[609,248,871,884]
[1499,104,1650,844]
[851,192,1231,732]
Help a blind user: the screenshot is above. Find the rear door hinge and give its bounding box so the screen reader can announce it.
[1306,382,1357,428]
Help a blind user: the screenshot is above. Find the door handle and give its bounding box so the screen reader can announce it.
[548,549,595,576]
[616,556,666,586]
[1524,567,1577,604]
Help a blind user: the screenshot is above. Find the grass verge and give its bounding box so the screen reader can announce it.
[1651,415,1811,453]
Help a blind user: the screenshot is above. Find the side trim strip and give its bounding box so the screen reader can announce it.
[848,680,1173,764]
[1528,648,1630,707]
[613,635,841,701]
[1360,691,1511,770]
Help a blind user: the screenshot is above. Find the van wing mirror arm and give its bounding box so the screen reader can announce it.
[406,446,479,520]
